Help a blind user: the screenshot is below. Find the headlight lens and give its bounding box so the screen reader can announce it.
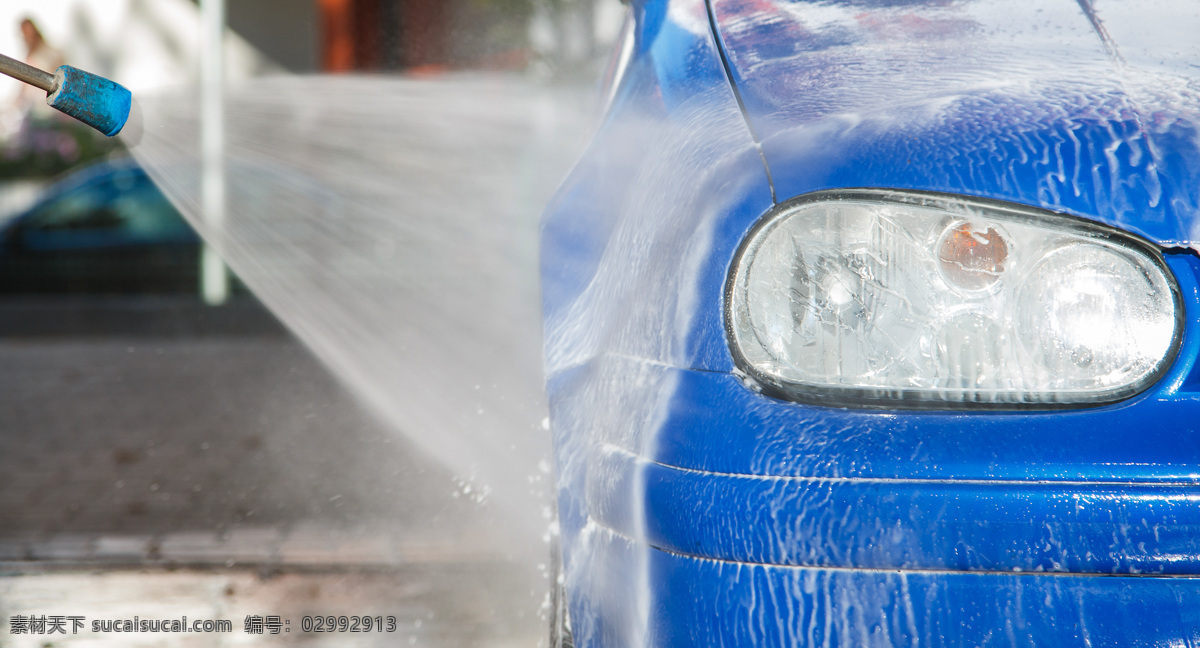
[726,190,1182,408]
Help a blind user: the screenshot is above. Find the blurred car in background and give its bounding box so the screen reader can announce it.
[542,0,1200,646]
[0,158,201,294]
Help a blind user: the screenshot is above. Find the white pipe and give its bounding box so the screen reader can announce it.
[200,0,229,305]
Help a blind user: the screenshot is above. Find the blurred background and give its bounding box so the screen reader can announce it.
[0,1,623,646]
[0,0,624,206]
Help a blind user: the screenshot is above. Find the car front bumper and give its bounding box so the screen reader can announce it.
[549,247,1200,643]
[571,524,1200,646]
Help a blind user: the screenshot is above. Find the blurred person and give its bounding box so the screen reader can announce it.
[0,16,84,175]
[0,18,63,140]
[12,18,63,123]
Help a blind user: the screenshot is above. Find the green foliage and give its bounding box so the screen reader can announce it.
[0,118,123,180]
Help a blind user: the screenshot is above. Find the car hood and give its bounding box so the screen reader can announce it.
[709,0,1200,249]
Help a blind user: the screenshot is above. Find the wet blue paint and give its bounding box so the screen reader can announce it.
[542,0,1200,644]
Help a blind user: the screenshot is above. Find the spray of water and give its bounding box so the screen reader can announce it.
[122,74,594,556]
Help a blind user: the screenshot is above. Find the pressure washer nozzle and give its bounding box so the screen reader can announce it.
[0,52,131,137]
[46,66,132,137]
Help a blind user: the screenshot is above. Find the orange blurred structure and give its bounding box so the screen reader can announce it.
[320,0,382,71]
[318,0,527,73]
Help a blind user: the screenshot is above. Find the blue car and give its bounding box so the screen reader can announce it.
[0,159,200,293]
[542,0,1200,645]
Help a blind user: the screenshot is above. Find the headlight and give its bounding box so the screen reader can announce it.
[726,189,1183,408]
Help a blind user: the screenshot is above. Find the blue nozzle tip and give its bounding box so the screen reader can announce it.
[46,65,132,137]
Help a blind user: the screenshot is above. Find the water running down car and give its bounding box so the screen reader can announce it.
[542,0,1200,645]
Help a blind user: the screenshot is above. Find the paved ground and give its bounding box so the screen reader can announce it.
[0,297,478,537]
[0,565,545,647]
[0,296,547,647]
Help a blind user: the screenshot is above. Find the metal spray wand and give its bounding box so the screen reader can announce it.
[0,51,132,137]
